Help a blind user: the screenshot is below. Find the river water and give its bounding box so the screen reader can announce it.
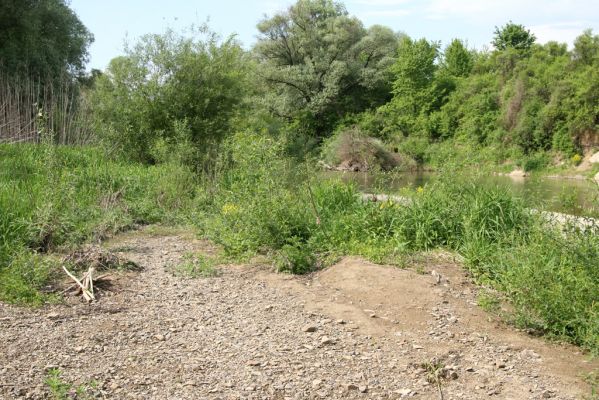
[325,171,599,217]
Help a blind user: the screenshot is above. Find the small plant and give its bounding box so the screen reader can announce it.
[275,238,316,274]
[45,368,100,400]
[172,252,220,278]
[583,370,599,400]
[415,265,427,275]
[571,153,583,166]
[477,291,501,313]
[46,368,71,400]
[421,358,448,400]
[557,189,578,213]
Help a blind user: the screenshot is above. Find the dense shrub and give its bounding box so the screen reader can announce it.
[91,26,252,166]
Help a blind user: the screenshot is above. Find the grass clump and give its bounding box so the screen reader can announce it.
[45,368,100,400]
[171,252,220,278]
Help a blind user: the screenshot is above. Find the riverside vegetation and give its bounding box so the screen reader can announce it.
[0,0,598,357]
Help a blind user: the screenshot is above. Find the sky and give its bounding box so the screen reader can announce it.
[69,0,599,71]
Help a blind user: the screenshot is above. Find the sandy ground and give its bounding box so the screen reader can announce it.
[0,227,597,399]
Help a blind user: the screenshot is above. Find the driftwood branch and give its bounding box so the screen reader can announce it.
[62,265,95,302]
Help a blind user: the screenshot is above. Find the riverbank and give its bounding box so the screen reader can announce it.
[1,227,596,399]
[2,139,598,355]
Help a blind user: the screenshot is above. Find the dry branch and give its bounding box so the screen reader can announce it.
[62,265,95,302]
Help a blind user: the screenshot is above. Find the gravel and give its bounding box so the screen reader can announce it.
[0,230,593,399]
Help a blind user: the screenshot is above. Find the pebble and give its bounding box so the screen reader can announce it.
[320,336,334,345]
[302,324,317,333]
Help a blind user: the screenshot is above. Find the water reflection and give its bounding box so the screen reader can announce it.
[324,171,599,217]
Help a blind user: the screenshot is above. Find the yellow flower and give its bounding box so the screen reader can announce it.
[417,186,424,193]
[221,203,239,216]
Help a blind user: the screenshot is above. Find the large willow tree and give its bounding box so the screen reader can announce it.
[254,0,400,138]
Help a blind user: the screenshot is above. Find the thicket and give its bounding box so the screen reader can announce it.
[361,25,599,168]
[91,26,252,167]
[0,0,97,144]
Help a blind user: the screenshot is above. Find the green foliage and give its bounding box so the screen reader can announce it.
[520,152,550,172]
[275,237,317,274]
[443,39,473,77]
[254,0,399,137]
[200,143,599,351]
[376,37,451,141]
[495,228,599,350]
[0,143,196,304]
[45,368,100,400]
[366,22,597,166]
[573,29,599,66]
[91,26,251,166]
[492,21,536,51]
[391,37,439,95]
[45,369,71,400]
[0,0,93,82]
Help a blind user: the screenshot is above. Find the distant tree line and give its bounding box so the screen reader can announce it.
[2,0,597,165]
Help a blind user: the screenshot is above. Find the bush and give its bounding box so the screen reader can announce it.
[91,26,251,166]
[520,152,550,172]
[321,127,416,171]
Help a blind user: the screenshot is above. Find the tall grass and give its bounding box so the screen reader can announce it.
[0,143,196,304]
[2,133,596,353]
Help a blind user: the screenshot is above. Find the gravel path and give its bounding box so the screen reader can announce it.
[0,229,595,399]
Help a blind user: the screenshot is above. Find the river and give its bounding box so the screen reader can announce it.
[325,171,599,217]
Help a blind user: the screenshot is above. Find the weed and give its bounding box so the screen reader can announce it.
[421,359,448,400]
[0,144,196,304]
[171,253,220,278]
[275,238,317,274]
[583,370,599,400]
[45,368,99,400]
[45,369,71,400]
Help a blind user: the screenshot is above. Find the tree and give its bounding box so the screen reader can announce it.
[254,0,399,138]
[492,22,535,51]
[0,0,93,81]
[443,39,473,77]
[391,37,439,94]
[379,37,446,139]
[572,29,599,66]
[92,27,252,165]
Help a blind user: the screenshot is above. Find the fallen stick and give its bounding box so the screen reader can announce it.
[62,266,95,302]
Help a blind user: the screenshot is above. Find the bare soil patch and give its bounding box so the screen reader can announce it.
[0,228,596,399]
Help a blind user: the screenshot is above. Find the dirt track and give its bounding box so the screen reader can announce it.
[0,228,596,399]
